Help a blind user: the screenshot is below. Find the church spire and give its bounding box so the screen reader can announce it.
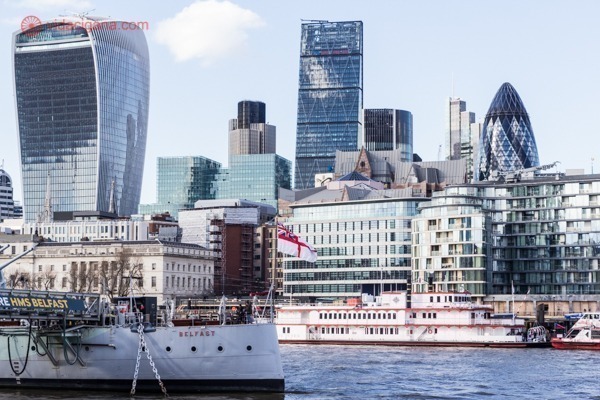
[108,178,118,215]
[41,170,53,223]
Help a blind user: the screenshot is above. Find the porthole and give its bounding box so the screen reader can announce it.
[191,346,197,352]
[246,345,252,352]
[85,346,90,351]
[165,346,172,352]
[217,345,224,352]
[31,346,36,351]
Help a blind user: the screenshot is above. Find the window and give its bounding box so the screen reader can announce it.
[38,265,42,272]
[62,277,67,288]
[152,263,156,270]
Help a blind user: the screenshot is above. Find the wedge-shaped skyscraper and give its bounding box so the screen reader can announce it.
[13,17,150,221]
[477,82,539,181]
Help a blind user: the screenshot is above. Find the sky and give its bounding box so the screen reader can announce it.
[1,0,599,204]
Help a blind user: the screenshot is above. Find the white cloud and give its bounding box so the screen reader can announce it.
[7,0,93,10]
[155,0,265,65]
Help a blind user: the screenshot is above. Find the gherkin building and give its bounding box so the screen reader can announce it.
[477,82,539,181]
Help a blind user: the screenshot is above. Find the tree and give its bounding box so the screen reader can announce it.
[98,248,143,300]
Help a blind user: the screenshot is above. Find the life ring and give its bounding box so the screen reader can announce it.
[428,328,433,334]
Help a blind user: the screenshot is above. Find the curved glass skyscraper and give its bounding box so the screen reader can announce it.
[294,20,363,189]
[13,17,150,222]
[477,82,539,181]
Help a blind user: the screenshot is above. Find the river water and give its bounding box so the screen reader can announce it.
[0,344,597,399]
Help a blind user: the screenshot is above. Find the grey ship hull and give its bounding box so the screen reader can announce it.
[0,322,284,393]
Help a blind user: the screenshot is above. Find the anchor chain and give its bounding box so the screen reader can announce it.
[130,322,168,397]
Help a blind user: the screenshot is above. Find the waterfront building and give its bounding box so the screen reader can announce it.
[13,17,150,222]
[0,168,15,221]
[281,179,423,300]
[179,199,276,296]
[412,189,489,298]
[139,156,221,219]
[215,154,291,209]
[0,238,214,303]
[363,109,413,161]
[477,82,539,181]
[411,172,600,314]
[229,101,275,160]
[294,20,363,189]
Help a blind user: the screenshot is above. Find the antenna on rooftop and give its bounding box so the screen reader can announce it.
[437,145,442,161]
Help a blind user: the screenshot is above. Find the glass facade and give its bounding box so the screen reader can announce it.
[412,193,489,297]
[294,21,363,189]
[433,179,600,297]
[13,19,150,222]
[477,83,539,181]
[363,109,412,161]
[139,156,221,219]
[215,154,291,209]
[0,168,15,220]
[283,199,420,299]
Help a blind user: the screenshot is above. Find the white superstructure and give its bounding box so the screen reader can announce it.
[277,291,548,347]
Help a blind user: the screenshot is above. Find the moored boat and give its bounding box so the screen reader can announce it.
[551,312,600,350]
[276,291,549,348]
[0,288,284,394]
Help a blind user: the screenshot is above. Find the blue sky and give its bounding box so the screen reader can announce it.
[1,0,598,203]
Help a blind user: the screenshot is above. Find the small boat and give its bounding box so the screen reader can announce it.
[0,288,284,394]
[551,312,600,350]
[276,291,549,348]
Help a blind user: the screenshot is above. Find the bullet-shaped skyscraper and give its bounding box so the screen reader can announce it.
[477,82,539,181]
[13,17,150,222]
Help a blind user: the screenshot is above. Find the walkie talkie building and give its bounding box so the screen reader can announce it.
[13,17,150,222]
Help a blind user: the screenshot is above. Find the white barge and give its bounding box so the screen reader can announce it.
[276,291,548,348]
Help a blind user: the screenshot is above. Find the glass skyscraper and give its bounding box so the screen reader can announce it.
[363,109,413,161]
[139,156,221,219]
[13,17,150,222]
[477,82,539,181]
[215,154,291,209]
[294,20,363,189]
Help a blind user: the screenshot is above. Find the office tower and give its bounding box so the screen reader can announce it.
[229,101,275,160]
[477,83,539,181]
[215,154,291,209]
[363,109,413,160]
[139,156,221,219]
[445,97,480,181]
[218,100,292,209]
[294,20,363,189]
[13,17,150,222]
[0,168,15,221]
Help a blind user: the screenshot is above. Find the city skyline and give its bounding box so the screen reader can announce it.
[0,0,598,204]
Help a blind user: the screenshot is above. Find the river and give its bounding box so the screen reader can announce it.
[0,344,597,399]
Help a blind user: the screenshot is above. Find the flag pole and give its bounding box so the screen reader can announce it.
[511,280,515,324]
